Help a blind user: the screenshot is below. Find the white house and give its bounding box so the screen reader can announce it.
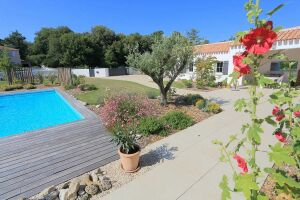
[179,26,300,86]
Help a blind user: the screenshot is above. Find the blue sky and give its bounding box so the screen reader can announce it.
[0,0,299,42]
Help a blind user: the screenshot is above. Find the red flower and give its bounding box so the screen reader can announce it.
[275,131,287,143]
[233,154,248,173]
[272,106,285,121]
[240,27,277,55]
[272,106,280,115]
[233,52,251,76]
[265,21,273,30]
[293,111,300,118]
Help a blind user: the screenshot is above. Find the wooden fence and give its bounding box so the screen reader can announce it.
[6,67,34,85]
[58,68,73,85]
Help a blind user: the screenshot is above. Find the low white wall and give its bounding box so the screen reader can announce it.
[72,69,90,77]
[94,68,109,77]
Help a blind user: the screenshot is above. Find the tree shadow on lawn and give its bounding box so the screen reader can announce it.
[140,143,178,167]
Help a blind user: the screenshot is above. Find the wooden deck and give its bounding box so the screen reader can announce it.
[0,89,118,200]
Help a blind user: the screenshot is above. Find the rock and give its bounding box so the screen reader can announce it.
[95,168,103,175]
[60,182,70,189]
[78,185,86,196]
[99,176,112,191]
[95,105,101,108]
[44,190,59,200]
[76,193,89,200]
[59,189,68,200]
[17,198,28,200]
[85,184,99,195]
[67,181,80,200]
[39,185,56,198]
[80,174,93,185]
[91,172,98,182]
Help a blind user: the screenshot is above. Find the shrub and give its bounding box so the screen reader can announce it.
[204,102,221,114]
[73,74,85,86]
[182,79,193,88]
[78,84,97,91]
[146,91,158,99]
[3,84,24,91]
[162,111,193,130]
[175,94,204,106]
[64,84,76,90]
[23,84,36,90]
[196,99,207,110]
[100,94,157,128]
[136,117,168,136]
[47,73,57,85]
[36,73,44,84]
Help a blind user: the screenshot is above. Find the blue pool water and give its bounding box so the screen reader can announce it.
[0,89,84,138]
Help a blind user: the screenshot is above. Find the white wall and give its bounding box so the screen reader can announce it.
[94,68,109,77]
[72,69,90,77]
[72,68,109,77]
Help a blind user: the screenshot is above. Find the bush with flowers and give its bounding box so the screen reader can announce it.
[213,1,300,199]
[99,93,157,129]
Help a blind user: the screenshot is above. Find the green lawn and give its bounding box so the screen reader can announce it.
[164,80,186,89]
[75,78,160,105]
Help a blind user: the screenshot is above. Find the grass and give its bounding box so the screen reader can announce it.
[164,80,186,89]
[75,78,160,105]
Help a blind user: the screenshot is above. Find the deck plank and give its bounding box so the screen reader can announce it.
[0,89,117,200]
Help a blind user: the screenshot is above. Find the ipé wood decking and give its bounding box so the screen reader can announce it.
[0,89,118,200]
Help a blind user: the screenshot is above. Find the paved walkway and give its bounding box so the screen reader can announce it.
[102,75,276,200]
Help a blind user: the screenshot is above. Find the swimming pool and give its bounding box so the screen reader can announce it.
[0,89,84,138]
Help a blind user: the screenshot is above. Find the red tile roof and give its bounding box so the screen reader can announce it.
[194,27,300,54]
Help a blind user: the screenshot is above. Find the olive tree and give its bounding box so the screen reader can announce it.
[127,32,193,105]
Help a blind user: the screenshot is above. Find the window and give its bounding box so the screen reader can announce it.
[188,63,194,72]
[216,62,223,73]
[270,62,281,72]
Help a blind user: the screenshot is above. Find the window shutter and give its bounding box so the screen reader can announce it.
[223,61,229,75]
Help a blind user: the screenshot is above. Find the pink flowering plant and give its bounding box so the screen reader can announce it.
[100,93,157,129]
[213,0,300,199]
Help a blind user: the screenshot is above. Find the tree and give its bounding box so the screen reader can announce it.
[60,33,93,67]
[3,31,29,60]
[186,28,209,45]
[195,56,217,88]
[0,50,13,84]
[127,32,193,105]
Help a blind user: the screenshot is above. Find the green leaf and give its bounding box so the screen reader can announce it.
[265,168,300,189]
[265,116,277,127]
[293,140,300,153]
[234,174,259,199]
[219,175,231,200]
[247,124,263,144]
[258,75,274,87]
[234,98,247,112]
[291,127,300,138]
[257,194,268,200]
[269,143,296,166]
[267,4,284,16]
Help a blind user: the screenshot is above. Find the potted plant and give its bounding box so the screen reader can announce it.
[111,125,140,173]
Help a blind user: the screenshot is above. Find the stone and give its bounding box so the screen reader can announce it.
[99,176,112,191]
[78,185,86,196]
[39,185,56,198]
[59,189,68,200]
[60,182,70,189]
[85,184,99,195]
[95,105,101,108]
[80,174,93,185]
[17,198,28,200]
[44,190,59,200]
[91,172,98,182]
[76,193,89,200]
[67,181,80,200]
[94,168,103,175]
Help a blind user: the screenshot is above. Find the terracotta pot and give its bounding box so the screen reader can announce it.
[118,147,140,173]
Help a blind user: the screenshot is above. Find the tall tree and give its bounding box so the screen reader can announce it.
[127,32,193,105]
[186,28,209,45]
[3,31,29,60]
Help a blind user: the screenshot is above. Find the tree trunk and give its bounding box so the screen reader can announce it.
[160,90,168,106]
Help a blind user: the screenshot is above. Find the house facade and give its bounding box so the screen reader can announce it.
[0,46,22,65]
[180,26,300,85]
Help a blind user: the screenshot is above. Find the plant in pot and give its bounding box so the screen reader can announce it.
[111,124,140,173]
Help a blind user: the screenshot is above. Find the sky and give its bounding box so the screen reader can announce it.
[0,0,300,43]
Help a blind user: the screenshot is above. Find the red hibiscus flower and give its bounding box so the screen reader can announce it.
[265,21,273,30]
[233,154,248,173]
[293,111,300,118]
[240,27,277,55]
[275,131,287,143]
[276,114,285,122]
[233,52,251,76]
